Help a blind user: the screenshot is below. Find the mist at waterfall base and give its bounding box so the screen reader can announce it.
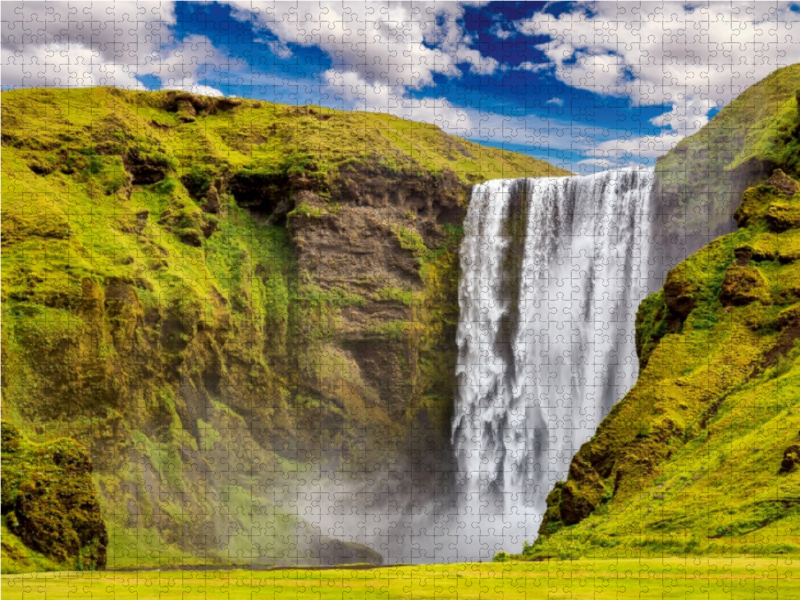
[291,168,657,564]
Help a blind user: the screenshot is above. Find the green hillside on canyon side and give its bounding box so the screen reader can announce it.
[0,86,569,573]
[525,104,800,561]
[651,63,800,275]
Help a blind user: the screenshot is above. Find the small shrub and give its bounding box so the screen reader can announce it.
[493,551,511,563]
[181,164,214,199]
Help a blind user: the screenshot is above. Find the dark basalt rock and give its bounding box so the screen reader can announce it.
[123,148,171,185]
[204,185,221,214]
[780,444,800,474]
[163,91,243,118]
[765,169,800,198]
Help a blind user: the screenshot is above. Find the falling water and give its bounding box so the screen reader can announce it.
[451,168,654,560]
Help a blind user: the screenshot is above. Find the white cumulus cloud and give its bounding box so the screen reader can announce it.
[225,1,498,111]
[513,1,800,161]
[1,1,176,89]
[515,61,551,73]
[1,1,223,95]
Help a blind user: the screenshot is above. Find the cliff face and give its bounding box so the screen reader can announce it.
[531,168,800,558]
[650,64,800,285]
[0,87,568,571]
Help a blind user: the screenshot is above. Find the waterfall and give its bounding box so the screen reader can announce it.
[451,168,654,560]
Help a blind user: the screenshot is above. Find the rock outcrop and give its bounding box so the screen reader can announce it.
[1,423,108,572]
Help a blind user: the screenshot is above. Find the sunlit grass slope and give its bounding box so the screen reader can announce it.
[1,86,568,183]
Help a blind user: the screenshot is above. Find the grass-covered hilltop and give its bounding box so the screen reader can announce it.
[0,85,568,573]
[651,64,800,277]
[522,64,800,560]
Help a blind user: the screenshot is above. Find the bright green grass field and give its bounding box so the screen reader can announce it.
[3,559,800,599]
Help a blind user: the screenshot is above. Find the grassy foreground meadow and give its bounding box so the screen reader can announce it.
[3,559,800,599]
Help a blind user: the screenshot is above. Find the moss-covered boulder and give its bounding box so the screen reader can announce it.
[735,184,782,228]
[558,455,608,526]
[766,200,800,232]
[663,264,700,321]
[735,170,800,229]
[1,422,108,570]
[720,265,768,306]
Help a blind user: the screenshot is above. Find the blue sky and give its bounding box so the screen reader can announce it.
[3,1,799,173]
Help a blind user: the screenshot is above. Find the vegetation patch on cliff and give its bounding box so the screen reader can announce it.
[652,64,800,268]
[1,422,107,573]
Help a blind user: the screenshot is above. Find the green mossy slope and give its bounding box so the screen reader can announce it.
[527,168,800,559]
[1,87,567,571]
[652,63,800,273]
